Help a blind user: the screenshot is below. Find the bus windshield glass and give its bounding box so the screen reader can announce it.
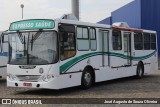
[8,31,58,65]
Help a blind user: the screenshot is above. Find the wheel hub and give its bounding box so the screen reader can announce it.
[138,66,143,76]
[84,72,91,85]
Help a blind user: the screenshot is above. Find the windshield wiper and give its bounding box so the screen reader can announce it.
[31,34,33,51]
[30,31,42,51]
[17,32,27,56]
[23,36,26,56]
[17,32,25,44]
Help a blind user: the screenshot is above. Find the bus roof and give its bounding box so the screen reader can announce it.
[142,29,157,34]
[57,19,111,29]
[112,26,156,34]
[112,26,143,32]
[7,18,156,34]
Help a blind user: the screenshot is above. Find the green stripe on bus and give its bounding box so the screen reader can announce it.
[60,52,102,73]
[60,50,157,73]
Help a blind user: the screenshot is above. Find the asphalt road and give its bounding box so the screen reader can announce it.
[0,70,160,106]
[1,71,160,98]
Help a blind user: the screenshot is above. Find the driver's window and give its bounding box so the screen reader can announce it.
[59,24,76,60]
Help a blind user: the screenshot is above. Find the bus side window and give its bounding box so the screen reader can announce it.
[0,34,8,53]
[59,24,76,60]
[134,33,143,50]
[77,26,89,50]
[112,30,122,50]
[90,28,97,51]
[3,35,8,53]
[151,33,156,50]
[144,33,150,50]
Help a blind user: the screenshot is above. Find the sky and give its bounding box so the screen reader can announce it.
[0,0,134,31]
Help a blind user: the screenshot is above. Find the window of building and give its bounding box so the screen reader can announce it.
[59,24,76,60]
[144,33,150,50]
[90,28,97,50]
[77,26,89,50]
[134,33,143,50]
[151,33,156,50]
[112,30,122,50]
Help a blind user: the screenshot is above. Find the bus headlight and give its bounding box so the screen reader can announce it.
[41,75,52,82]
[8,74,17,81]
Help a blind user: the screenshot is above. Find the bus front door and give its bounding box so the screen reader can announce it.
[123,32,131,66]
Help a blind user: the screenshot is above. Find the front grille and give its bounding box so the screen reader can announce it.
[16,75,41,82]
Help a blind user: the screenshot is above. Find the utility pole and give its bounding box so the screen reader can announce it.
[21,4,24,19]
[72,0,79,20]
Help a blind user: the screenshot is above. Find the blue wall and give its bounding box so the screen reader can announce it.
[141,0,160,29]
[141,0,160,52]
[112,0,141,28]
[99,0,160,54]
[98,17,112,25]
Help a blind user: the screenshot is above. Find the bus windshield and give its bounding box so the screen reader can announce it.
[8,31,58,65]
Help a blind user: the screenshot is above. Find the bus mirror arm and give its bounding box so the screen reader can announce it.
[31,35,33,51]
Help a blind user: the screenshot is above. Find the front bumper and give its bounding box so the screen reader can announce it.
[7,77,60,89]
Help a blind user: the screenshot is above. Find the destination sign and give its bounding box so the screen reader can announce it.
[9,19,54,31]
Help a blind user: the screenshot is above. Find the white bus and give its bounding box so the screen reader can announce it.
[4,19,158,89]
[0,32,8,78]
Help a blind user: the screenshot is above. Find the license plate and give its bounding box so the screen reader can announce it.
[23,83,32,87]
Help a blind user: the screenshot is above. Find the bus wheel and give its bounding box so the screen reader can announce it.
[136,62,144,79]
[81,70,93,89]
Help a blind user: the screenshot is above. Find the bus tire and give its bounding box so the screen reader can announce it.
[81,69,94,89]
[136,62,144,79]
